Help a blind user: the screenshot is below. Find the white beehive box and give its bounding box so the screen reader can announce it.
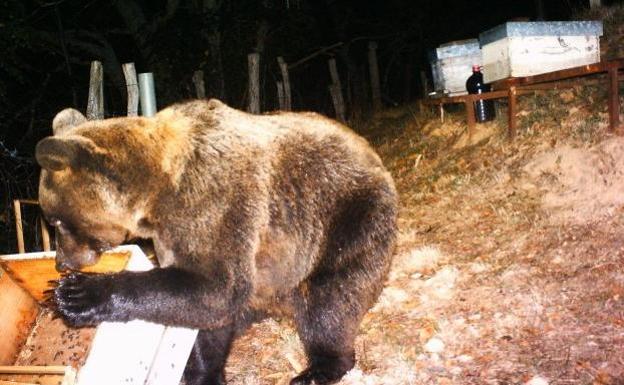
[429,39,482,96]
[480,21,603,83]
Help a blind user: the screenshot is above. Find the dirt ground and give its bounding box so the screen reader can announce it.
[223,85,624,385]
[7,83,623,385]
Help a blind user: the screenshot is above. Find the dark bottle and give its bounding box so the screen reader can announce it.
[466,65,495,122]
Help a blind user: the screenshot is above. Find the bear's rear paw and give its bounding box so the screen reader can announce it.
[290,355,354,385]
[53,272,114,327]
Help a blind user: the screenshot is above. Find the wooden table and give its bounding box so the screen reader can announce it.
[423,59,624,139]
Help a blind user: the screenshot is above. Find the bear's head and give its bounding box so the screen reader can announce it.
[35,108,165,271]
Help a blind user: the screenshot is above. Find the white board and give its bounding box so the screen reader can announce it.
[76,245,198,385]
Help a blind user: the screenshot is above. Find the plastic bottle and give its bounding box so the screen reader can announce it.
[466,65,495,122]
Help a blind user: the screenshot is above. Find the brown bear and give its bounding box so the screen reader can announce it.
[35,99,397,385]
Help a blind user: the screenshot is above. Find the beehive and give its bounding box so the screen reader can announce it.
[429,39,482,96]
[0,245,197,385]
[480,21,603,83]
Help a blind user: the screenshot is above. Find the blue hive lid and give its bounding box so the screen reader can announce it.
[429,39,481,61]
[479,21,603,46]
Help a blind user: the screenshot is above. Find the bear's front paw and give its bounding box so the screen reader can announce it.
[53,272,114,327]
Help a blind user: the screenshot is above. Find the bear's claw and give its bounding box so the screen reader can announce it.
[53,272,113,327]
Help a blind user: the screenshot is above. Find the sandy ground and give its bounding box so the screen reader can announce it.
[223,88,624,385]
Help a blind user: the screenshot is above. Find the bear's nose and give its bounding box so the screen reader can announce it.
[55,260,70,272]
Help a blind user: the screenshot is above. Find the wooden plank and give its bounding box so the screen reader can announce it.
[12,201,24,255]
[0,275,39,365]
[492,59,624,90]
[0,366,69,375]
[0,380,41,385]
[464,99,476,136]
[508,86,518,139]
[0,252,130,302]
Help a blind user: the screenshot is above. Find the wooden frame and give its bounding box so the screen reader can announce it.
[0,365,76,385]
[423,59,624,139]
[0,246,198,385]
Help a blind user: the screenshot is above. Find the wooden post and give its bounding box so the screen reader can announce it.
[277,57,292,110]
[86,61,104,120]
[12,200,24,254]
[464,97,476,137]
[589,0,601,8]
[328,58,342,90]
[608,66,620,133]
[276,81,286,110]
[368,41,382,112]
[329,84,346,122]
[328,58,346,122]
[122,63,139,117]
[192,70,206,99]
[40,216,50,252]
[248,53,260,114]
[508,86,518,139]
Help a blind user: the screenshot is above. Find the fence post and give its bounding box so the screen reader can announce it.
[277,56,292,110]
[276,81,286,110]
[86,60,104,120]
[329,84,346,123]
[192,70,206,99]
[248,53,261,114]
[122,63,139,117]
[139,73,157,117]
[328,58,346,122]
[368,41,382,112]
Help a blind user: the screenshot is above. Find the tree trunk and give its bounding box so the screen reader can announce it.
[248,53,261,114]
[589,0,601,8]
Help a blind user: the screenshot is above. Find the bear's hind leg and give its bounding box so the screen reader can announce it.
[183,327,234,385]
[290,187,396,385]
[290,279,358,385]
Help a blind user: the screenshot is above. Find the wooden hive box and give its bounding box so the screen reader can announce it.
[480,21,603,83]
[0,245,197,385]
[429,39,482,96]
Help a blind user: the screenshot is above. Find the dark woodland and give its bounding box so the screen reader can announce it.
[0,0,610,252]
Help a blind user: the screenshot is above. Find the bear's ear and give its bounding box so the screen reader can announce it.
[52,108,87,136]
[35,136,98,171]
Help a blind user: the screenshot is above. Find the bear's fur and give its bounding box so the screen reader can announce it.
[35,99,397,385]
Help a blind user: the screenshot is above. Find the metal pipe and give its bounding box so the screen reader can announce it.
[138,72,157,117]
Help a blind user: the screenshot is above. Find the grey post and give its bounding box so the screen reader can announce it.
[139,72,157,117]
